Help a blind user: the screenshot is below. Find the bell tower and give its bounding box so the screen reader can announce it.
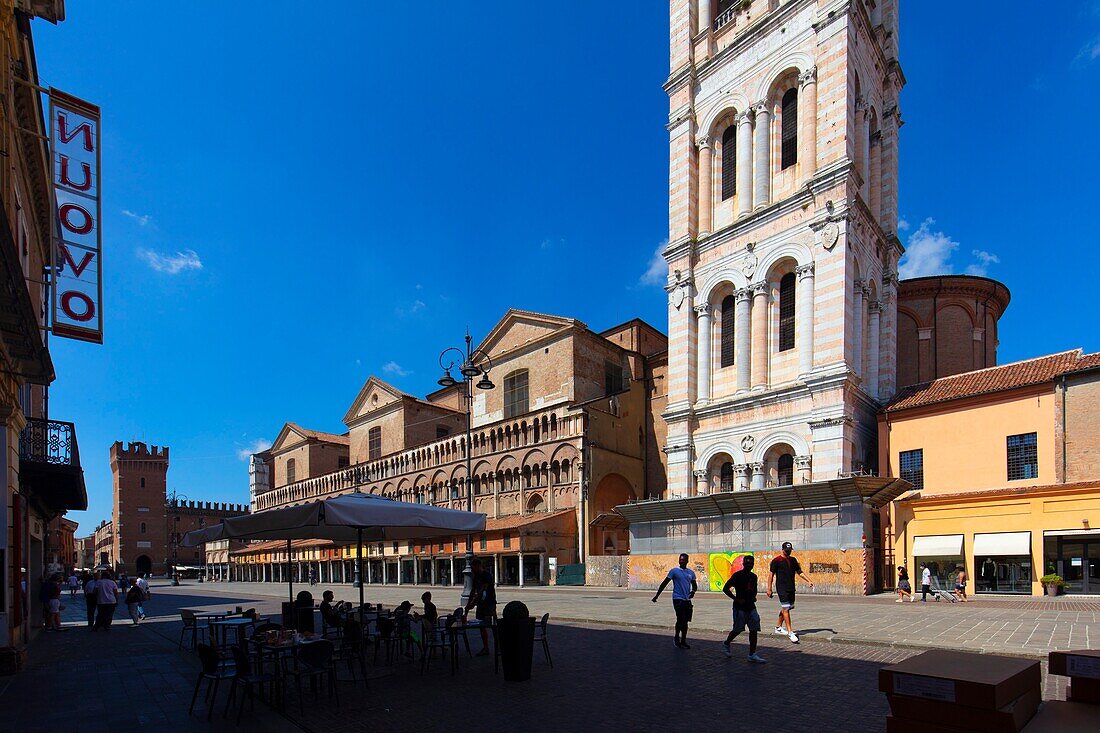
[663,0,904,498]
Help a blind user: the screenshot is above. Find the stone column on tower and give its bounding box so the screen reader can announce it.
[796,262,815,377]
[750,462,765,491]
[695,302,713,405]
[752,101,771,209]
[697,137,713,237]
[859,99,871,202]
[735,464,751,492]
[852,280,864,377]
[697,0,711,35]
[794,455,813,484]
[735,287,752,393]
[798,66,818,186]
[868,300,882,400]
[750,281,769,390]
[736,110,754,216]
[693,469,709,496]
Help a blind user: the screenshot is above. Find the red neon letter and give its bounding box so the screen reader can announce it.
[59,203,94,235]
[59,156,92,191]
[58,243,94,278]
[60,291,96,322]
[57,111,94,152]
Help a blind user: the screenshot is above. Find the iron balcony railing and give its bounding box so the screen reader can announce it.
[19,417,80,467]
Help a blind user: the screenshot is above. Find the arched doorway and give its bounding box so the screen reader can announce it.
[590,473,637,556]
[135,555,152,577]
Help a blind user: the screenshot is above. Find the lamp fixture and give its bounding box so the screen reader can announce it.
[437,369,456,388]
[460,361,482,378]
[476,375,495,391]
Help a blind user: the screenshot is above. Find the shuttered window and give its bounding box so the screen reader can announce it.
[781,88,798,169]
[721,125,736,200]
[720,295,736,367]
[779,273,796,351]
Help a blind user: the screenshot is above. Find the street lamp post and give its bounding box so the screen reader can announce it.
[167,489,187,586]
[437,331,495,606]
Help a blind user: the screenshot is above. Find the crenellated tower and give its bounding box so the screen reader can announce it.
[110,441,170,575]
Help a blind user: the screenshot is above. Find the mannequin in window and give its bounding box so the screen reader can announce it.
[981,557,997,592]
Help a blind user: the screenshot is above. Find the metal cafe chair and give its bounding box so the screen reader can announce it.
[283,639,339,718]
[333,619,369,686]
[223,643,278,724]
[179,609,204,651]
[189,644,235,721]
[420,616,458,676]
[534,612,553,667]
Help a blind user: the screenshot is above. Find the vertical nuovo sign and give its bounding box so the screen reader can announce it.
[49,88,102,344]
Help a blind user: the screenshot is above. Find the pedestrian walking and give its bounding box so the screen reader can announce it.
[463,558,497,656]
[920,563,934,602]
[953,565,969,602]
[308,567,316,586]
[721,555,766,663]
[45,575,62,632]
[135,574,149,619]
[651,553,697,649]
[94,571,119,631]
[767,541,813,644]
[83,572,99,629]
[67,573,79,599]
[125,584,144,624]
[896,566,913,602]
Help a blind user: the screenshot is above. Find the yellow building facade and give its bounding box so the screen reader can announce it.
[880,351,1100,596]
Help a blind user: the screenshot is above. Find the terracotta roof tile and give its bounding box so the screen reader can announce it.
[900,480,1100,503]
[484,509,574,531]
[884,350,1086,413]
[288,422,350,445]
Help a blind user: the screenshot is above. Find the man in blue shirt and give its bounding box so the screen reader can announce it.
[651,553,698,649]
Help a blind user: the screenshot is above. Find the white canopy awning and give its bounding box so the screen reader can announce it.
[973,531,1031,556]
[912,534,964,557]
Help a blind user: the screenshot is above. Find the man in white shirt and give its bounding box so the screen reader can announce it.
[94,572,119,630]
[134,575,150,620]
[920,564,933,602]
[651,553,698,649]
[67,573,79,599]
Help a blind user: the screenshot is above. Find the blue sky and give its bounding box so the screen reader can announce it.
[35,2,1100,534]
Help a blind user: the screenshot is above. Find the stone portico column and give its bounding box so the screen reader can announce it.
[695,303,713,405]
[736,110,754,216]
[735,287,752,393]
[798,66,818,186]
[693,469,709,496]
[750,281,769,390]
[796,262,816,376]
[852,280,864,377]
[697,137,713,237]
[752,101,771,209]
[794,455,813,484]
[868,300,882,400]
[750,462,765,491]
[735,464,751,492]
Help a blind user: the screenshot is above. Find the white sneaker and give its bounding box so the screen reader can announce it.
[774,626,787,635]
[748,653,767,663]
[723,643,732,658]
[788,632,799,643]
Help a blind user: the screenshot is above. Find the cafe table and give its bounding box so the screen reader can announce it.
[209,616,258,649]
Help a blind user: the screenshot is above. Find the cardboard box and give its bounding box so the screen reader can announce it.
[1067,677,1100,705]
[1020,701,1100,731]
[1048,649,1100,679]
[886,686,1041,733]
[879,650,1041,710]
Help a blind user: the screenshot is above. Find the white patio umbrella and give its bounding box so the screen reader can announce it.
[181,492,485,609]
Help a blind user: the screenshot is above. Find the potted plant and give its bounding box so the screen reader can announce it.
[1040,574,1064,597]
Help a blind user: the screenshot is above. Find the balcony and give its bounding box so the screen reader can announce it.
[19,418,87,513]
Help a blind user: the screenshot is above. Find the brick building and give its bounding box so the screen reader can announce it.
[76,535,94,569]
[237,310,667,585]
[105,441,247,576]
[92,520,112,568]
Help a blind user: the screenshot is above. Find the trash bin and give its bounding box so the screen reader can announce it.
[497,600,536,682]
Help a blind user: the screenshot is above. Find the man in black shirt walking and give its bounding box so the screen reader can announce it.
[767,541,814,643]
[722,555,766,663]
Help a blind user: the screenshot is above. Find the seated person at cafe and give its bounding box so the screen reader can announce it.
[421,592,438,625]
[320,590,344,631]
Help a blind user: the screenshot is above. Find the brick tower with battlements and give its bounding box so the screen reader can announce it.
[110,441,170,576]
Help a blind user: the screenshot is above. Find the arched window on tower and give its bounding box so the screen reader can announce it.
[721,124,736,200]
[720,462,735,492]
[777,454,794,486]
[286,458,296,485]
[779,273,796,351]
[720,295,736,367]
[781,87,798,169]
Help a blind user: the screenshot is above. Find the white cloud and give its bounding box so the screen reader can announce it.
[897,218,910,232]
[236,438,271,461]
[122,209,152,226]
[965,249,1001,277]
[898,218,958,279]
[137,248,203,274]
[639,241,668,286]
[382,361,410,377]
[1076,34,1100,63]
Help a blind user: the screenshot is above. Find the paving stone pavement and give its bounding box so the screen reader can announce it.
[0,581,1081,733]
[188,580,1098,658]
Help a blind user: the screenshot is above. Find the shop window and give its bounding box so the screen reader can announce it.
[1006,433,1038,481]
[899,449,923,491]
